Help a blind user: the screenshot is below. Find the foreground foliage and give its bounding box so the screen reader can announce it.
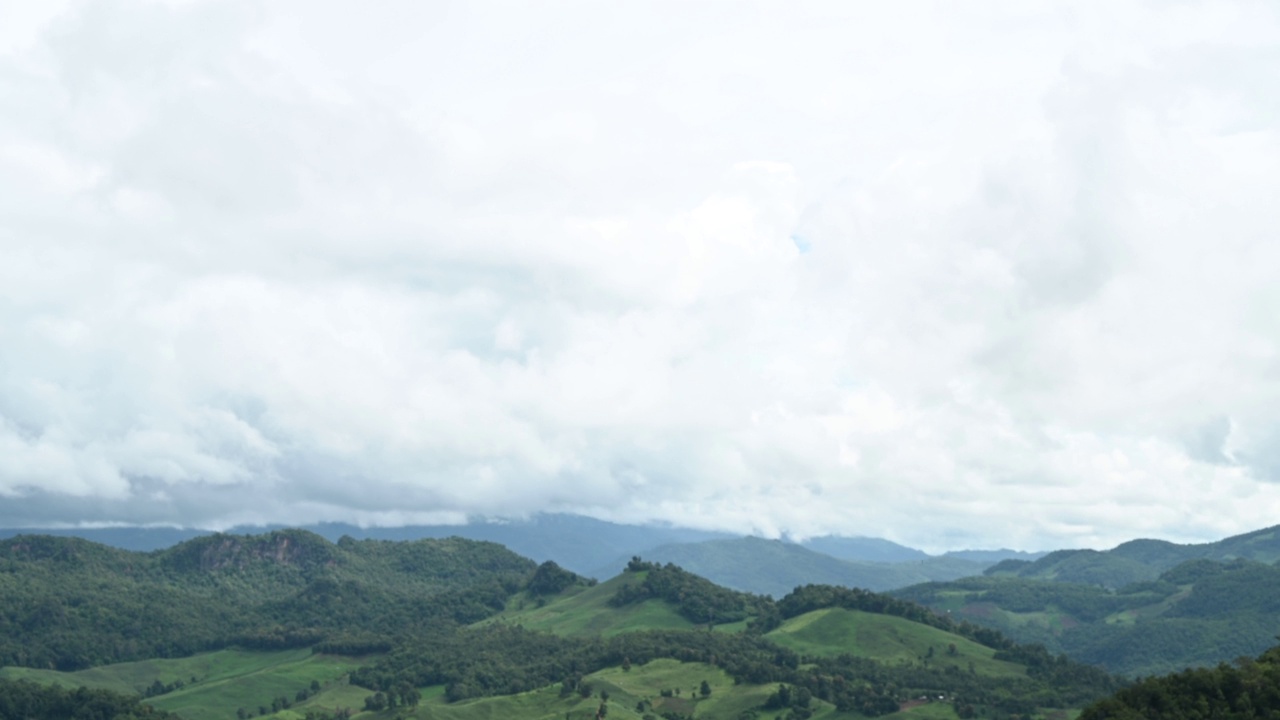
[894,558,1280,677]
[0,531,537,670]
[0,677,181,720]
[2,534,1122,718]
[1081,644,1280,719]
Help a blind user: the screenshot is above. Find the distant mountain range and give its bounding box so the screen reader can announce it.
[0,515,1047,595]
[588,537,1025,597]
[0,529,1120,719]
[893,523,1280,677]
[983,523,1280,588]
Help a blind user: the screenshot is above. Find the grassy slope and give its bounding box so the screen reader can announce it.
[343,658,868,720]
[481,572,696,636]
[334,656,1058,720]
[765,608,1026,678]
[0,649,374,720]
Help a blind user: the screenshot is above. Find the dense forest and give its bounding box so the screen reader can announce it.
[892,557,1280,677]
[348,620,1117,717]
[17,528,1280,719]
[0,678,183,720]
[1080,644,1280,719]
[0,532,1129,719]
[0,530,538,670]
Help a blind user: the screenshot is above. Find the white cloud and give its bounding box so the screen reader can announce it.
[1,0,1279,551]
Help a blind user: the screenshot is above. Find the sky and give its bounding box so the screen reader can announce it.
[2,0,1279,552]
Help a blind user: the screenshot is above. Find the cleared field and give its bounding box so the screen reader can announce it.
[0,649,375,720]
[363,658,862,720]
[482,572,696,636]
[765,608,1026,678]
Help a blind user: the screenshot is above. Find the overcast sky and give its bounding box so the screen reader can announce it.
[2,0,1279,552]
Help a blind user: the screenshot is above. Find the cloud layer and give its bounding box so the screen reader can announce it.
[2,0,1279,551]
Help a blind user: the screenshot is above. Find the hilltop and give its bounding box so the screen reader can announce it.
[589,536,996,596]
[0,532,1119,719]
[894,554,1280,677]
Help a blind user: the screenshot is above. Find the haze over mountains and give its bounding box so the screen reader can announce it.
[0,513,1045,594]
[10,511,1274,600]
[7,518,1280,717]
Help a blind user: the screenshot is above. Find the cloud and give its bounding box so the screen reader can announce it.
[1,0,1279,551]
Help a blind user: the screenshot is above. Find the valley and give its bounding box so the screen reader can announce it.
[5,519,1280,719]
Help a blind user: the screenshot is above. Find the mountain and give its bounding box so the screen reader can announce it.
[895,554,1280,677]
[944,548,1047,563]
[796,535,928,562]
[589,536,994,596]
[1080,641,1280,719]
[984,523,1280,589]
[0,531,1120,719]
[0,514,734,577]
[0,526,210,551]
[0,529,537,670]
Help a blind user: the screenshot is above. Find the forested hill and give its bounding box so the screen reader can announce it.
[587,536,994,596]
[984,523,1280,588]
[0,530,543,670]
[894,555,1280,677]
[0,529,1137,719]
[1080,642,1280,719]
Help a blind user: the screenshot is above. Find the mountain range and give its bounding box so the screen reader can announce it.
[0,513,1042,594]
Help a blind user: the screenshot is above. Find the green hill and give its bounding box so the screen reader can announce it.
[1080,641,1280,719]
[983,523,1280,590]
[895,557,1280,677]
[765,608,1025,678]
[0,648,374,720]
[483,572,697,636]
[0,535,1120,720]
[589,537,992,596]
[0,530,536,670]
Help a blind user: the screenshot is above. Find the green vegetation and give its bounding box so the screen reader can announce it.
[599,537,992,597]
[0,677,182,720]
[609,558,773,624]
[0,530,535,670]
[1,534,1119,719]
[894,558,1280,677]
[0,648,374,720]
[765,608,1025,678]
[1080,643,1280,719]
[484,572,696,636]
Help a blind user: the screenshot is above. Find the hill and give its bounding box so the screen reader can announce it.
[797,535,930,563]
[1080,642,1280,719]
[0,529,537,670]
[482,571,698,637]
[764,607,1026,678]
[983,523,1280,589]
[0,514,734,576]
[1,534,1121,719]
[894,556,1280,677]
[589,537,994,596]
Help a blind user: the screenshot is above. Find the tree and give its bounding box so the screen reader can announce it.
[700,680,712,697]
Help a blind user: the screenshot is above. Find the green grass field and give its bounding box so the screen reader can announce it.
[344,658,868,720]
[482,572,697,636]
[0,648,376,720]
[765,608,1025,678]
[0,644,1081,720]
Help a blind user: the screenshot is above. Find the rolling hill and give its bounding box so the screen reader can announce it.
[983,523,1280,589]
[588,537,994,596]
[0,532,1121,720]
[894,556,1280,677]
